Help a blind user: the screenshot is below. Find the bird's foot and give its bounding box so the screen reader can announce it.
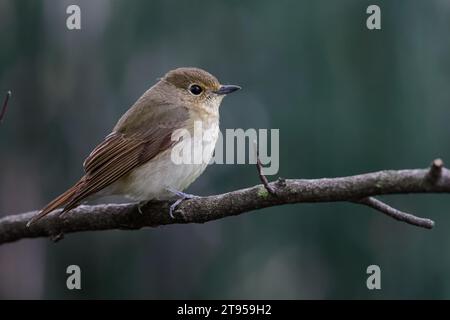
[166,188,199,219]
[137,200,149,214]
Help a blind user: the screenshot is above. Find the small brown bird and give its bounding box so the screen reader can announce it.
[27,67,241,226]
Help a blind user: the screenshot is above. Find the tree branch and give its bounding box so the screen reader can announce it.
[0,160,448,245]
[0,90,12,123]
[353,197,434,229]
[254,140,276,195]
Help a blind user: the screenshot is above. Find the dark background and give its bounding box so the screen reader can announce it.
[1,0,450,299]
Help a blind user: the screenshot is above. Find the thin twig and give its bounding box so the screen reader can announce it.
[0,90,12,123]
[253,140,276,195]
[353,197,434,229]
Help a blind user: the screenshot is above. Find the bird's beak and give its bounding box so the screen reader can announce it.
[214,85,241,95]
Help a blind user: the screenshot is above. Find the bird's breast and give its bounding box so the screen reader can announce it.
[114,119,220,201]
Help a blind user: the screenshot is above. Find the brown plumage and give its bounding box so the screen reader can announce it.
[27,67,240,226]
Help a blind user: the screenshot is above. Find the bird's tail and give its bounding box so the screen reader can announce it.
[27,183,80,227]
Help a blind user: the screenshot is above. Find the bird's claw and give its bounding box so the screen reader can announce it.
[137,201,148,214]
[169,198,184,219]
[166,188,199,219]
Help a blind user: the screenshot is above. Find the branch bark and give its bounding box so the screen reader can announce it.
[0,161,448,245]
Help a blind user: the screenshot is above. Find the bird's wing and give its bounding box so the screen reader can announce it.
[68,130,172,209]
[27,104,189,226]
[64,109,189,212]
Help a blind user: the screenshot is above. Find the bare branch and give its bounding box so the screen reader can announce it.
[253,140,276,195]
[1,161,449,245]
[353,197,434,229]
[0,90,12,123]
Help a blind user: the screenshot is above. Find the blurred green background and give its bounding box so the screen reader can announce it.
[1,0,450,299]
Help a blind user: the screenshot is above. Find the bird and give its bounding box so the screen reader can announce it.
[27,67,241,226]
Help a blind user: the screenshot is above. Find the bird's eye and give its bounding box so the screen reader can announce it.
[189,84,203,95]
